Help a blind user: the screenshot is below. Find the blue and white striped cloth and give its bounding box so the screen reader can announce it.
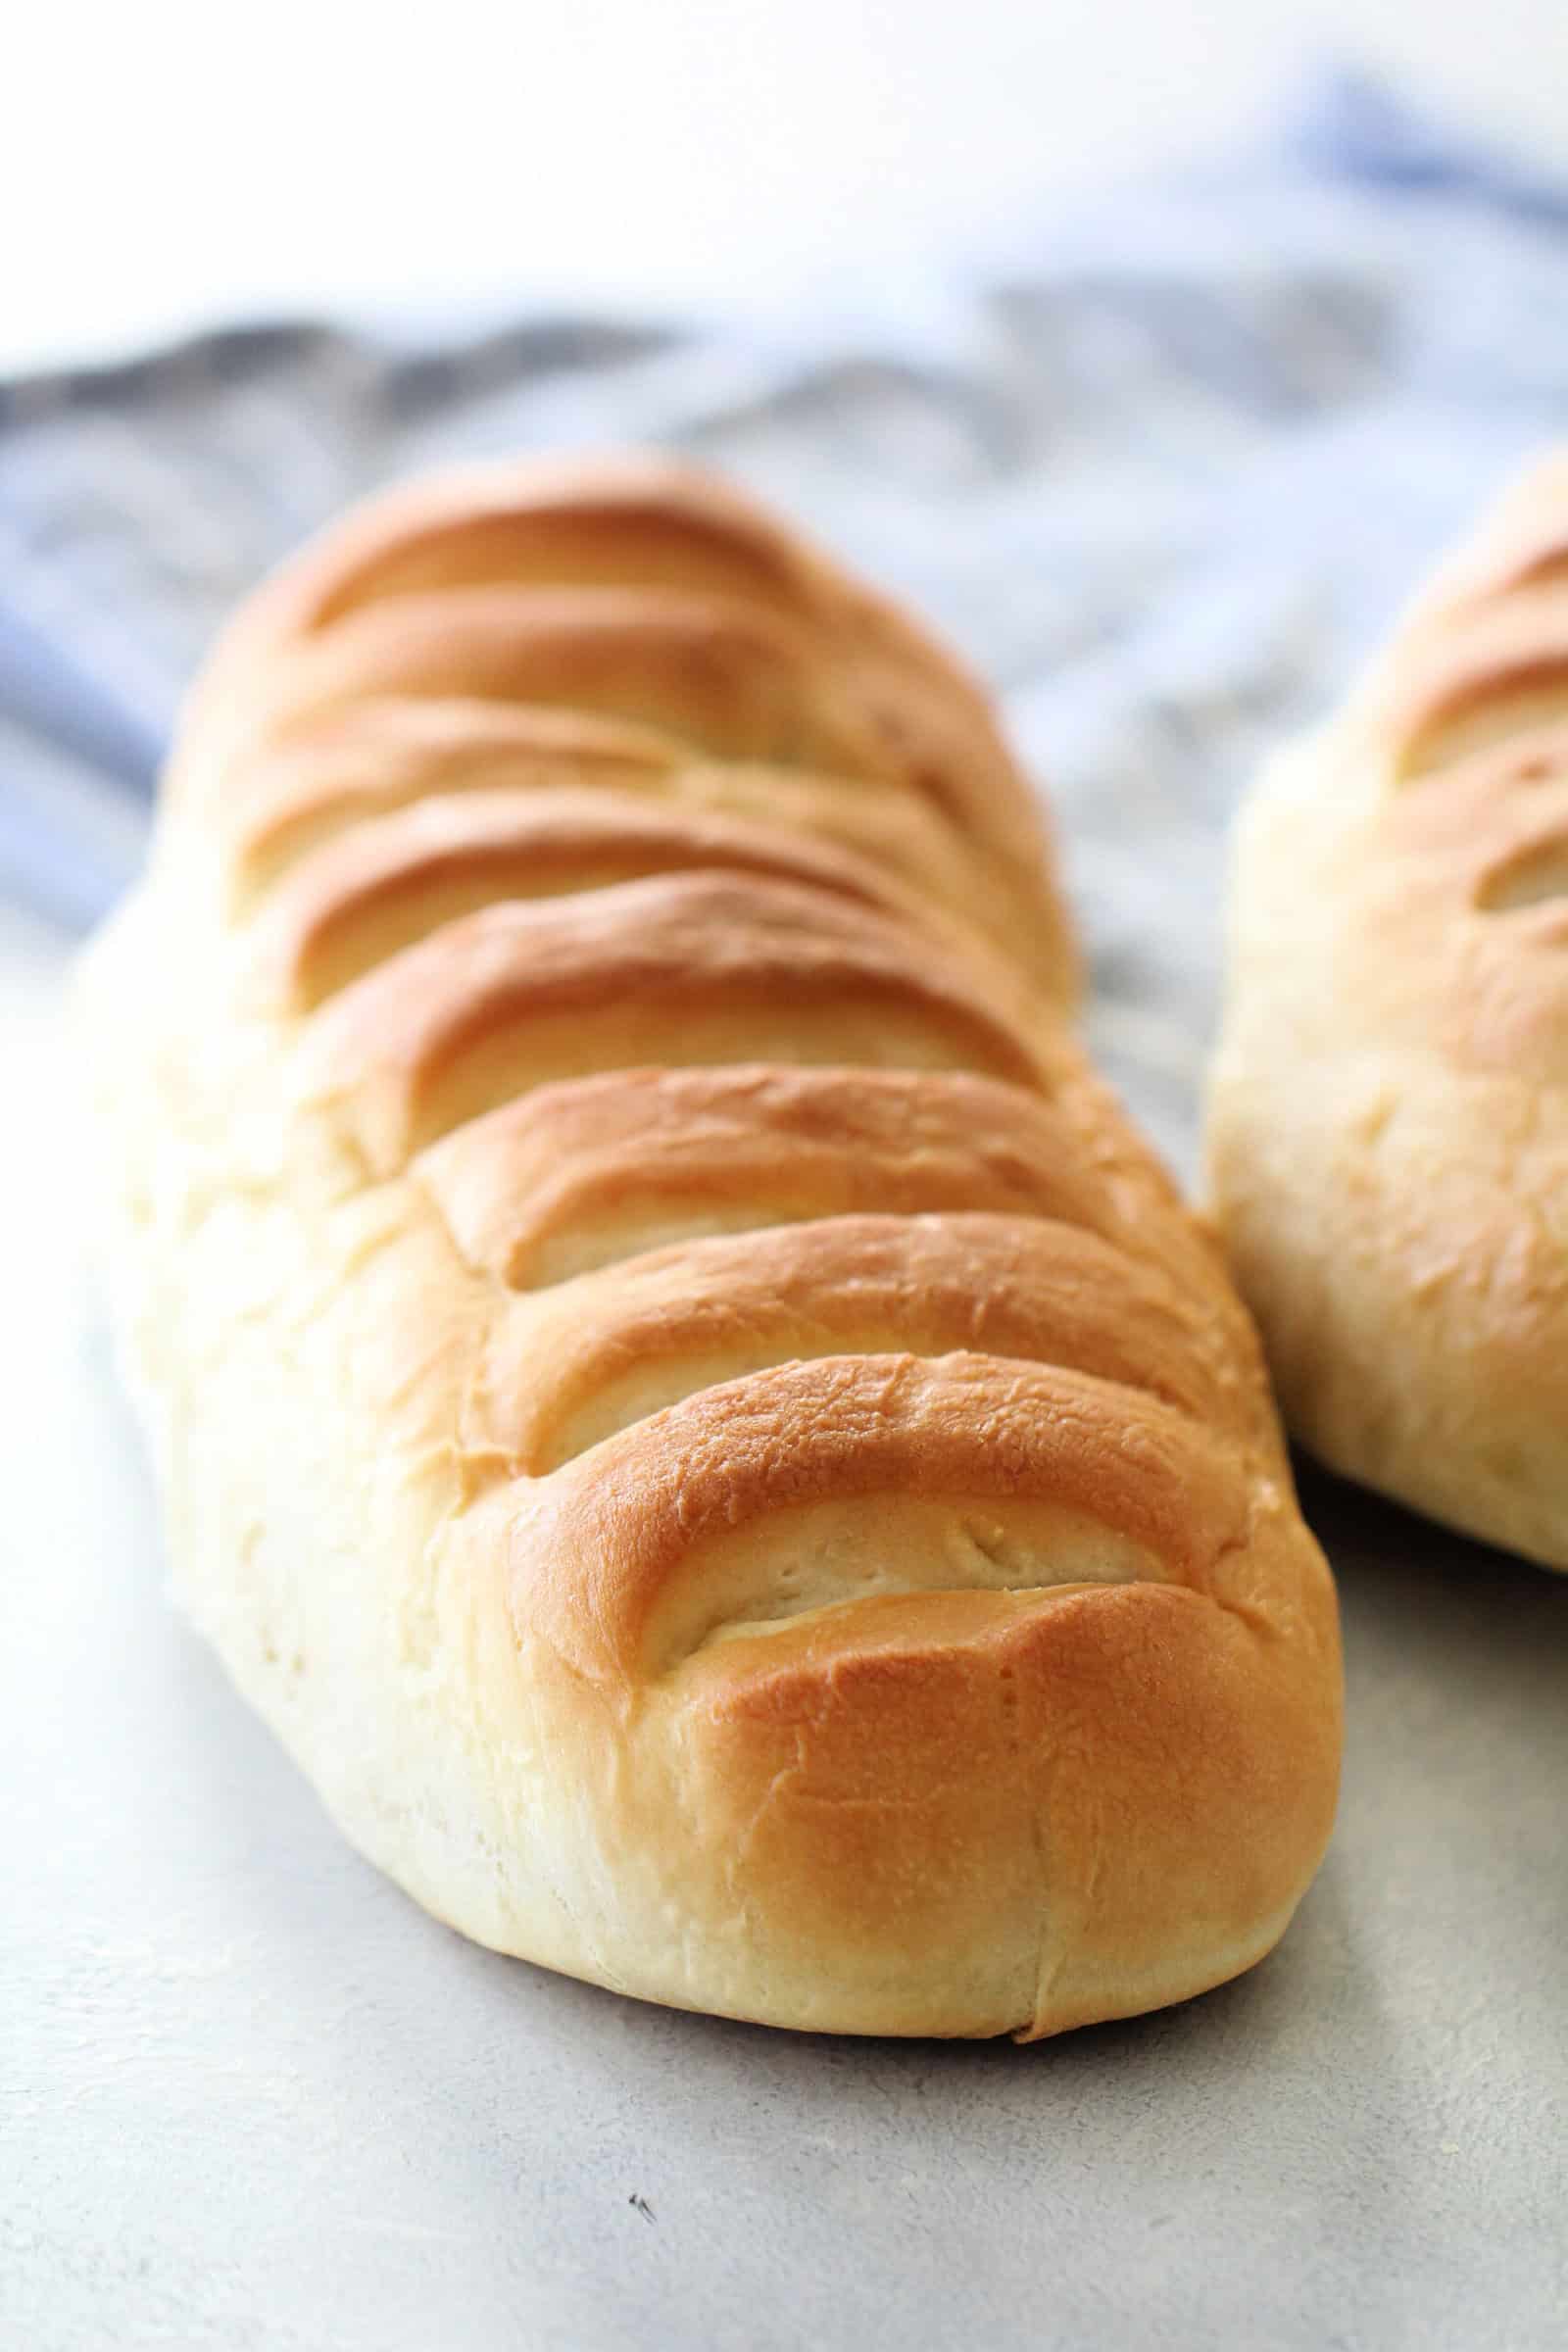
[4,72,1565,1166]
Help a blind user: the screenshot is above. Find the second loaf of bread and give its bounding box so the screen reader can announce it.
[80,456,1341,2037]
[1208,452,1568,1571]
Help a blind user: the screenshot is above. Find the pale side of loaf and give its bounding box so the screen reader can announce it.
[1208,452,1568,1571]
[80,455,1341,2037]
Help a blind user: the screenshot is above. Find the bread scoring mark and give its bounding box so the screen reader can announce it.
[507,1352,1255,1685]
[411,998,1027,1168]
[476,1213,1241,1475]
[195,461,1068,1004]
[259,585,900,782]
[299,487,824,631]
[227,704,1035,984]
[229,459,1001,766]
[681,1501,1168,1660]
[1473,833,1568,913]
[228,700,682,902]
[254,787,937,1012]
[211,577,1048,897]
[1399,662,1568,782]
[415,1066,1097,1292]
[304,875,1045,1173]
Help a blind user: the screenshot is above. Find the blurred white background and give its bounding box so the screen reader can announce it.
[6,0,1566,374]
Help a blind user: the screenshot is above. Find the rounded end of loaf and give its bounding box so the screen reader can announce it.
[650,1583,1336,2041]
[446,1571,1341,2043]
[167,447,1081,1011]
[433,1355,1342,2041]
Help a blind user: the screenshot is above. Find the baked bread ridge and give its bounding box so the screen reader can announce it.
[82,453,1341,2037]
[1207,450,1568,1570]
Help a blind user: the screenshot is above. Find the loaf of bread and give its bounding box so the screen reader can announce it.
[80,455,1340,2036]
[1208,452,1568,1571]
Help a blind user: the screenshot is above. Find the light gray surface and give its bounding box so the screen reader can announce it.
[4,916,1566,2351]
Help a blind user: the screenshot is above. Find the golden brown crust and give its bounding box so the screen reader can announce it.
[414,1061,1165,1283]
[226,703,685,898]
[470,1213,1266,1477]
[301,870,1051,1170]
[251,785,980,1013]
[514,1352,1258,1681]
[224,703,1040,976]
[211,456,897,643]
[1208,448,1568,1568]
[174,453,1074,1001]
[84,451,1339,2036]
